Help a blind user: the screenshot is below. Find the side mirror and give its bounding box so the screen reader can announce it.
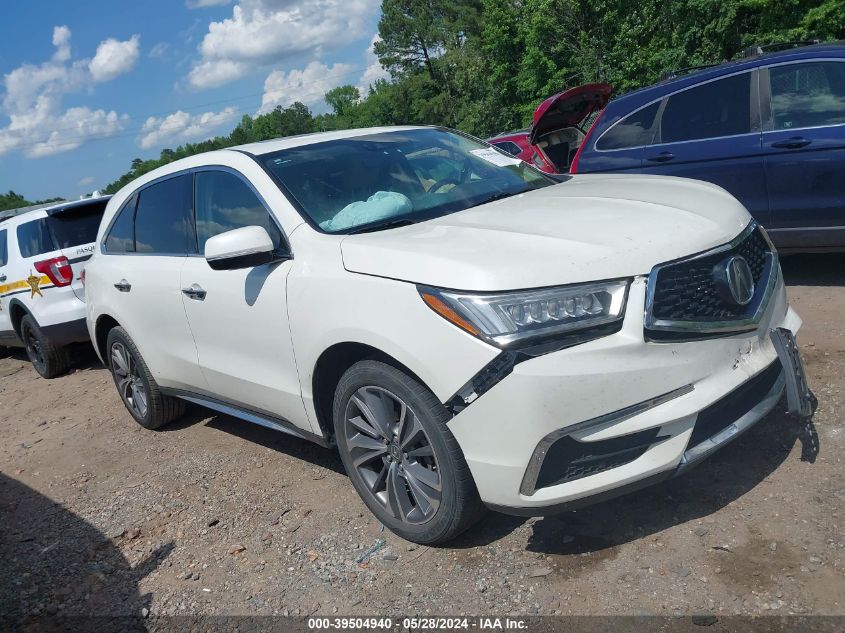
[204,226,287,271]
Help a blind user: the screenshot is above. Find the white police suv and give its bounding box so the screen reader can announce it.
[0,196,110,377]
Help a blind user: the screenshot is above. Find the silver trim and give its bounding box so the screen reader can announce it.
[519,383,694,496]
[644,222,779,336]
[678,370,784,469]
[177,393,310,441]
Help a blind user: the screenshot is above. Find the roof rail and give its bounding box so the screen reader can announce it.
[659,63,720,82]
[743,40,820,58]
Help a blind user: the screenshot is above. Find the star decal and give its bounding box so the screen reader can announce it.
[26,272,42,298]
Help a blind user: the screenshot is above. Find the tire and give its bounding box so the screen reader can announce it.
[106,326,185,430]
[20,314,71,379]
[333,360,485,544]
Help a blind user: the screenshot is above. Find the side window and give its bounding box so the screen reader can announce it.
[493,141,521,156]
[596,102,660,150]
[659,73,753,144]
[769,62,845,130]
[104,195,137,254]
[16,218,56,258]
[134,175,196,255]
[0,229,7,266]
[194,170,283,252]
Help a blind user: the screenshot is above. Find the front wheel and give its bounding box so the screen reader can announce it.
[333,360,484,544]
[106,327,185,429]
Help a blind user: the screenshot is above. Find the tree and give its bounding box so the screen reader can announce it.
[325,86,361,117]
[374,0,481,79]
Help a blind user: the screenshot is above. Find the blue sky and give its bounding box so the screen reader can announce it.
[0,0,385,201]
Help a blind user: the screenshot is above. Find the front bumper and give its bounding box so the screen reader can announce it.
[447,272,801,512]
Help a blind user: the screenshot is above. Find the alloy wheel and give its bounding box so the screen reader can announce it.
[23,324,44,369]
[111,342,149,419]
[343,386,442,525]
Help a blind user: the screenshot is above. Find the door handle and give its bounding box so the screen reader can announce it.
[647,151,675,163]
[0,274,6,282]
[772,137,811,149]
[182,284,207,301]
[114,279,131,292]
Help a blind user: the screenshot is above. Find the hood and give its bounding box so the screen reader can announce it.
[340,175,752,292]
[529,83,612,144]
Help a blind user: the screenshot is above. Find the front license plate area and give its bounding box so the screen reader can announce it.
[770,327,815,418]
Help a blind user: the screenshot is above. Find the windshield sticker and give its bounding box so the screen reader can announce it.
[470,148,523,167]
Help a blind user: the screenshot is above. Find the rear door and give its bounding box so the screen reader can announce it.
[44,199,108,301]
[99,176,207,391]
[0,228,13,342]
[761,60,845,249]
[641,70,770,227]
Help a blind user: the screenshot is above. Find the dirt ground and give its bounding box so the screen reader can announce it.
[1,254,843,620]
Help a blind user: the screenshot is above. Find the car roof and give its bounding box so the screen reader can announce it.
[231,125,432,156]
[0,195,111,226]
[613,40,845,108]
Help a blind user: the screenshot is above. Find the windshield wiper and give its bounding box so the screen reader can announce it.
[347,218,419,234]
[468,190,524,209]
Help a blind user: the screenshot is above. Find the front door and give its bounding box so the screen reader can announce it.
[179,168,312,433]
[762,60,845,249]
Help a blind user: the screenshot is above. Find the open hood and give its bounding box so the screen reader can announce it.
[529,83,612,144]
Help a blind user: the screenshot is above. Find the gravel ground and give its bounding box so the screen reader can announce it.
[1,254,843,620]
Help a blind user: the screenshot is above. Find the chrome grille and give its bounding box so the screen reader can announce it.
[645,223,778,340]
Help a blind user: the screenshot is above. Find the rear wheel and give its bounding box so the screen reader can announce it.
[333,360,485,544]
[106,327,185,429]
[20,315,70,379]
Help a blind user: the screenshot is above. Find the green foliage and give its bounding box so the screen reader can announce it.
[0,190,63,212]
[97,0,840,194]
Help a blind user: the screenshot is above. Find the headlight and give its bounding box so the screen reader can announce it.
[418,279,630,348]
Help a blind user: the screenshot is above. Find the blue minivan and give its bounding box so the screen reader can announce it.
[568,42,845,252]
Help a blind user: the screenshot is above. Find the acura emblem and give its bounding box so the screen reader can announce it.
[713,255,755,306]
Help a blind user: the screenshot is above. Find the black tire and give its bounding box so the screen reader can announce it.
[333,360,485,544]
[106,326,185,430]
[20,314,71,379]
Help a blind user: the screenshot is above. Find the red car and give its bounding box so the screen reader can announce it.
[487,83,611,173]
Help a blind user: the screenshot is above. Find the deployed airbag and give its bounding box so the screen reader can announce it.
[321,191,413,231]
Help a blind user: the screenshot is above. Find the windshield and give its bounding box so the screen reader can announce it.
[259,128,553,233]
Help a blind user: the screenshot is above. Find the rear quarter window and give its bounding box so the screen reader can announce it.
[596,102,660,150]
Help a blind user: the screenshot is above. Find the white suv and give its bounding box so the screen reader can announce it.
[84,127,812,544]
[0,197,110,377]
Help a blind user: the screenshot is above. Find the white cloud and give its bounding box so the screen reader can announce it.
[258,61,356,113]
[79,176,96,186]
[187,0,231,7]
[187,0,379,89]
[0,27,132,159]
[357,34,389,97]
[139,106,238,149]
[149,42,169,59]
[89,35,140,82]
[52,25,72,62]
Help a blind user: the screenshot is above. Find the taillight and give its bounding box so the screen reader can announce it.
[570,110,605,174]
[34,256,74,287]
